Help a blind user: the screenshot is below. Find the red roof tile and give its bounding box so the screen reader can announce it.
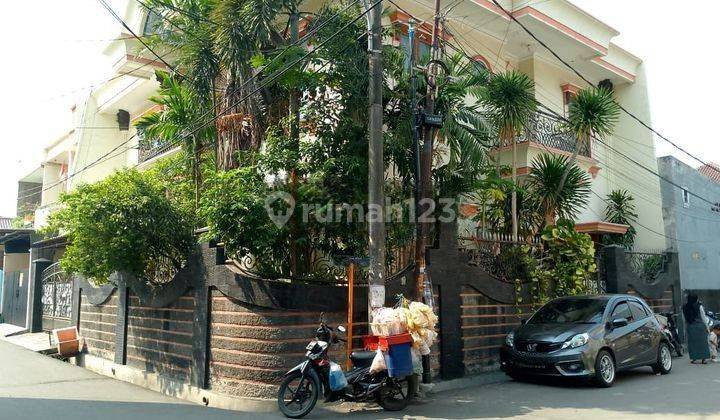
[698,163,720,184]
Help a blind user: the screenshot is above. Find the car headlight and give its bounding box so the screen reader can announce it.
[505,331,515,347]
[561,333,589,349]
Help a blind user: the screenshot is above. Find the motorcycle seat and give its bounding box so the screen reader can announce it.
[350,350,376,365]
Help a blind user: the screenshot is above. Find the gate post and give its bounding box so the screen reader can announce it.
[601,246,624,294]
[29,259,52,332]
[114,277,129,365]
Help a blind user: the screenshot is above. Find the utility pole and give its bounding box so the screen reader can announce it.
[288,3,300,276]
[364,0,386,315]
[414,0,442,303]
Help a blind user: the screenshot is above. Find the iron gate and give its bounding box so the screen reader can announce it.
[1,270,29,327]
[40,262,73,331]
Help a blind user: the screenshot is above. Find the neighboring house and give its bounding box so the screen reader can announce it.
[422,0,664,250]
[698,162,720,185]
[25,0,168,230]
[9,1,168,331]
[0,223,33,328]
[657,156,720,291]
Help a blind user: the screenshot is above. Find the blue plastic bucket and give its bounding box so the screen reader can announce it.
[385,342,413,377]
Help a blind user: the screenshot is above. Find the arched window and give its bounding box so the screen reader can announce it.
[142,10,163,36]
[472,55,492,74]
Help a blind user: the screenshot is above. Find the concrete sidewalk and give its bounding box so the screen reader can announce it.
[3,336,719,419]
[0,339,249,420]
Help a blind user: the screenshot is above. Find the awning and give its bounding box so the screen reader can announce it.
[574,221,629,235]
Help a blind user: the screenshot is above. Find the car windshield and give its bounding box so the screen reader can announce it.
[528,298,607,324]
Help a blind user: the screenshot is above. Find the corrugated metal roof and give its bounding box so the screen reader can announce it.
[698,163,720,185]
[0,217,13,230]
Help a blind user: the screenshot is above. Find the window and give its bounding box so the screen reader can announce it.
[682,188,690,208]
[142,10,164,36]
[528,298,608,325]
[400,33,430,70]
[561,84,580,117]
[611,302,633,322]
[472,55,491,75]
[628,300,649,320]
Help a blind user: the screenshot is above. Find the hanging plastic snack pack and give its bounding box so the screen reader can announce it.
[369,348,387,374]
[411,347,423,375]
[328,362,348,391]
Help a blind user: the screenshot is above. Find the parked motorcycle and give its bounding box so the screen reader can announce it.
[657,312,684,357]
[277,315,412,418]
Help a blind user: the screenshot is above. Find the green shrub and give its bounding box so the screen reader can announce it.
[46,169,195,284]
[530,220,597,303]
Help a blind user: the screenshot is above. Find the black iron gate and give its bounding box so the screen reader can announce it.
[40,263,73,331]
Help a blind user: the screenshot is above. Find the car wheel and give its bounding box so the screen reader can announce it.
[594,350,615,387]
[652,343,672,375]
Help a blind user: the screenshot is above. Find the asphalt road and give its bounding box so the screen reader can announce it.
[2,338,720,419]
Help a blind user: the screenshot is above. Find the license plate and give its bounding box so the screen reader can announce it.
[515,361,545,369]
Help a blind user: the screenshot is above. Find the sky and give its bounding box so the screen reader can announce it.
[0,0,718,217]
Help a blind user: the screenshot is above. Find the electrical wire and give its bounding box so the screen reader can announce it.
[486,0,720,181]
[17,0,379,202]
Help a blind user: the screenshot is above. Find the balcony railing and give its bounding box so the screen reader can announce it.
[497,112,591,158]
[138,137,179,163]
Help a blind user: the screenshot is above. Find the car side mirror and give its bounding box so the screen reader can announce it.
[610,318,628,329]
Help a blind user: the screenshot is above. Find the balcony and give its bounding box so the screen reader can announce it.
[497,112,591,158]
[138,136,179,164]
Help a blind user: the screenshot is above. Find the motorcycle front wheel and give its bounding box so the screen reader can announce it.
[376,376,410,411]
[277,370,319,418]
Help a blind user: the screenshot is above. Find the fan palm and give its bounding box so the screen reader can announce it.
[135,71,215,209]
[603,189,638,249]
[527,153,591,228]
[481,70,536,241]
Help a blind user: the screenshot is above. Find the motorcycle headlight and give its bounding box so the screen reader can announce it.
[505,331,515,347]
[561,333,589,349]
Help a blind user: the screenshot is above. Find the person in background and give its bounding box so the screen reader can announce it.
[710,324,720,362]
[683,294,711,364]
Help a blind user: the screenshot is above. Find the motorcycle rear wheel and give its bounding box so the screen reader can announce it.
[277,370,319,418]
[376,377,410,411]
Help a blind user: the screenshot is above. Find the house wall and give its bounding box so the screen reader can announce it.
[658,156,720,290]
[17,181,41,218]
[605,65,665,250]
[69,96,133,189]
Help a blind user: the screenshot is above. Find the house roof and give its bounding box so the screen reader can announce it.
[698,163,720,184]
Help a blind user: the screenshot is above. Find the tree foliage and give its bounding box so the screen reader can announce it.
[527,153,591,228]
[602,189,638,249]
[46,169,195,284]
[530,220,597,303]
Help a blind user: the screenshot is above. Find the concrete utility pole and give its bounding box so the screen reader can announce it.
[415,0,442,303]
[365,0,386,313]
[288,4,300,276]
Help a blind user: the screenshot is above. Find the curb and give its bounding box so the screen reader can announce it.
[425,371,509,395]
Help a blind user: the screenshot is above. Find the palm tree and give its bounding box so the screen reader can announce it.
[481,70,536,241]
[527,153,591,229]
[556,87,620,194]
[135,71,215,208]
[212,0,300,168]
[603,189,638,249]
[434,53,494,170]
[143,0,220,102]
